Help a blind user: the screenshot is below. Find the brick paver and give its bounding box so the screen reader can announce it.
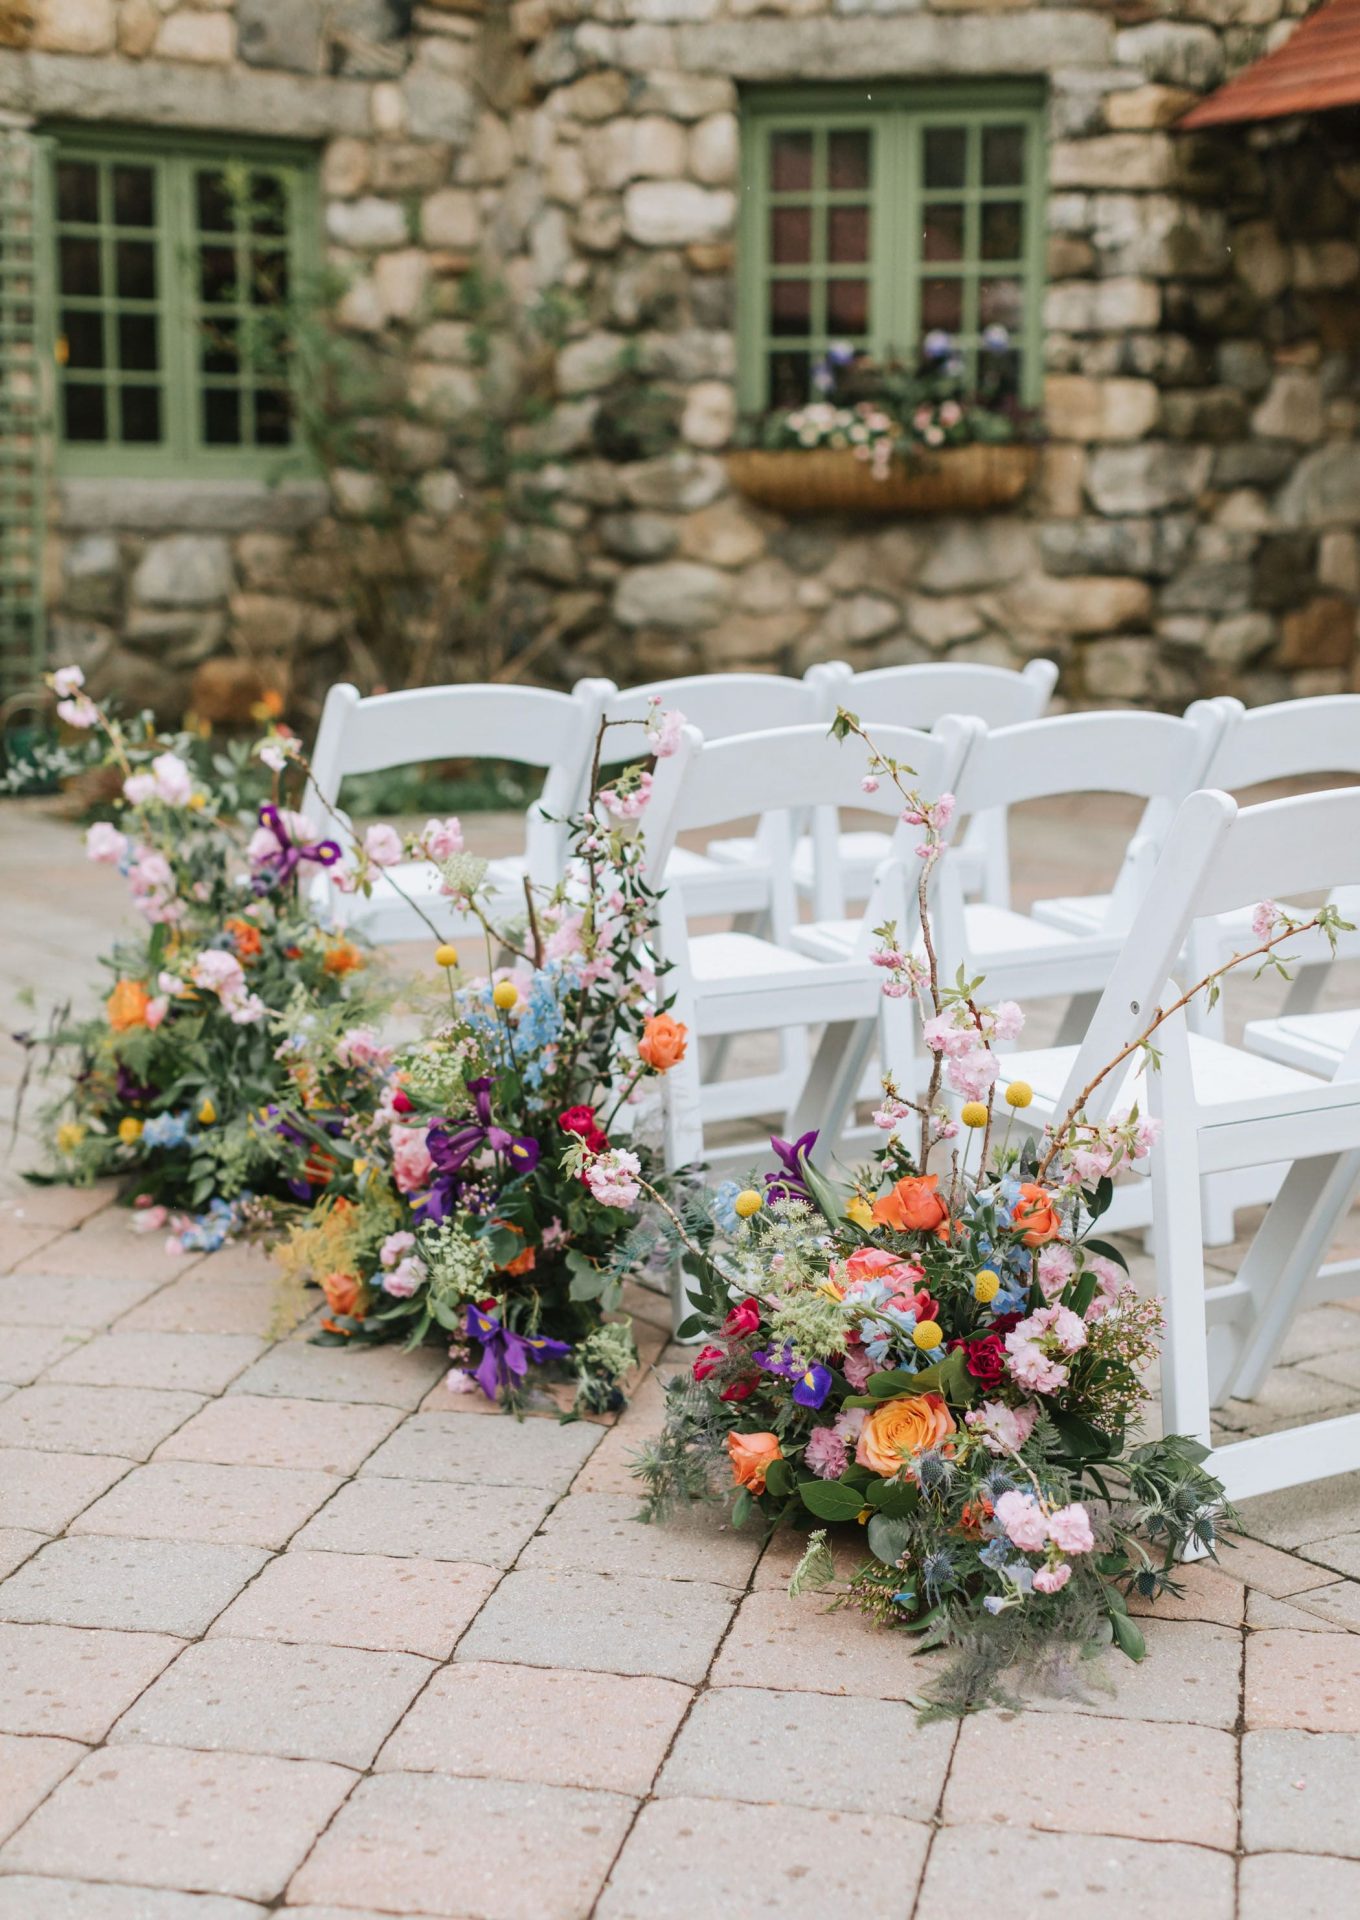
[3,802,1360,1915]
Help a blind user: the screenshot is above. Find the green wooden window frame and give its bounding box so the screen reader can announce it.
[738,84,1047,413]
[45,126,320,479]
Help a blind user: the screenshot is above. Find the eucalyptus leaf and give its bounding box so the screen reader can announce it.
[866,1512,911,1566]
[798,1479,867,1522]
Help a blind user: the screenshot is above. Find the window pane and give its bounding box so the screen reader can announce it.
[920,278,963,331]
[769,206,811,265]
[250,173,287,236]
[828,204,869,264]
[828,130,869,191]
[979,277,1022,328]
[768,279,811,336]
[112,165,155,229]
[203,386,243,444]
[250,249,288,303]
[196,169,235,233]
[62,310,104,370]
[254,387,292,445]
[923,204,964,262]
[119,386,162,443]
[924,127,967,189]
[56,161,99,225]
[770,131,813,193]
[115,240,156,300]
[118,313,159,372]
[982,126,1025,187]
[58,236,101,297]
[201,317,239,375]
[769,350,809,407]
[63,383,107,442]
[199,245,238,304]
[827,279,868,333]
[981,201,1023,261]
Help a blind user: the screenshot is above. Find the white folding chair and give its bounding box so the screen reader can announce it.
[588,670,839,917]
[996,784,1360,1503]
[779,658,1059,919]
[658,717,981,1174]
[301,679,611,945]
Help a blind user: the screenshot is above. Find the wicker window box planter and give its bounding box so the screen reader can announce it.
[725,443,1038,517]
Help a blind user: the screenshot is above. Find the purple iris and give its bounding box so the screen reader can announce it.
[267,1106,343,1200]
[464,1303,571,1401]
[415,1078,541,1224]
[251,803,342,894]
[764,1129,819,1205]
[116,1065,154,1106]
[754,1342,833,1410]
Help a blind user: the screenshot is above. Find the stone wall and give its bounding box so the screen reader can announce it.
[9,0,1360,719]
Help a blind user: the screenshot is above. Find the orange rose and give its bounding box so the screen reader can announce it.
[638,1013,688,1073]
[494,1222,537,1278]
[855,1391,956,1477]
[727,1430,782,1494]
[871,1174,949,1235]
[320,1270,364,1322]
[323,940,364,976]
[1011,1181,1061,1247]
[225,916,263,963]
[106,979,151,1032]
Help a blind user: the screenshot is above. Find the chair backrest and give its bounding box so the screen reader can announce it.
[587,671,834,760]
[303,680,612,875]
[951,703,1226,817]
[1057,784,1360,1124]
[1204,696,1360,791]
[832,657,1058,731]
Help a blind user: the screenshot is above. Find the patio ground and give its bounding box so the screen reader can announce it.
[3,796,1360,1918]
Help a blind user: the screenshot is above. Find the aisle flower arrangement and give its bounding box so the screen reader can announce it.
[269,702,688,1414]
[23,670,386,1250]
[634,712,1347,1712]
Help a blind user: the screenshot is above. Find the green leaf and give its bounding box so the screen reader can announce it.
[763,1457,793,1501]
[867,1478,920,1518]
[797,1148,847,1228]
[1082,1237,1129,1273]
[866,1512,911,1566]
[797,1479,867,1522]
[1108,1607,1146,1663]
[731,1487,753,1530]
[673,1313,705,1342]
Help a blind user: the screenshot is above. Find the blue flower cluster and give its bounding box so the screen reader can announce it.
[457,962,575,1093]
[140,1111,194,1151]
[176,1194,252,1253]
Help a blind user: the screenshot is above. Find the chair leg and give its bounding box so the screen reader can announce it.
[788,1016,877,1156]
[1054,991,1100,1047]
[1229,1150,1360,1402]
[1149,1039,1213,1450]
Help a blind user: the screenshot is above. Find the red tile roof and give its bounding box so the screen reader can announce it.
[1179,0,1360,129]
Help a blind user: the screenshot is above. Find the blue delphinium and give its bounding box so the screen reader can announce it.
[141,1111,192,1151]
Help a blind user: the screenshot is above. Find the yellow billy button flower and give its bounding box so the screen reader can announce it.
[1005,1081,1033,1109]
[492,979,519,1011]
[188,792,208,811]
[434,943,459,969]
[117,1117,143,1145]
[56,1121,86,1155]
[912,1319,944,1352]
[197,1097,217,1126]
[960,1100,989,1128]
[844,1194,874,1230]
[973,1269,1001,1304]
[734,1188,763,1219]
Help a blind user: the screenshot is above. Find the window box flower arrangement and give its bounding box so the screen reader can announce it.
[727,333,1039,517]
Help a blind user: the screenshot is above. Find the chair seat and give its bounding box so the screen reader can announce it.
[690,930,823,983]
[1244,1009,1360,1076]
[665,844,770,916]
[1003,1033,1324,1116]
[790,902,1119,982]
[708,828,984,903]
[322,854,526,944]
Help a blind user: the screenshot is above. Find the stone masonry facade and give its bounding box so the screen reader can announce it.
[5,0,1360,719]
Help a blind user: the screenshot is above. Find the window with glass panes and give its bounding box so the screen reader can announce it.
[49,131,317,475]
[737,86,1046,412]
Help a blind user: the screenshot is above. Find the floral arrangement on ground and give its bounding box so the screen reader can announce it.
[634,712,1346,1713]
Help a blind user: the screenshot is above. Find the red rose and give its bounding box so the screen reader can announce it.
[692,1344,725,1382]
[391,1089,413,1115]
[719,1374,759,1402]
[911,1289,939,1323]
[559,1106,598,1138]
[963,1333,1007,1389]
[723,1298,761,1338]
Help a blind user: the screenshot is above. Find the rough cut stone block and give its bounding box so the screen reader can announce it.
[0,1384,204,1459]
[671,13,1112,80]
[1242,1729,1360,1857]
[1086,443,1212,515]
[131,536,233,608]
[614,560,732,629]
[0,1731,86,1846]
[69,1459,336,1550]
[358,1409,600,1489]
[623,181,736,246]
[292,1475,552,1567]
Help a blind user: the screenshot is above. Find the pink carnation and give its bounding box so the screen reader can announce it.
[804,1426,849,1480]
[1047,1503,1095,1555]
[1004,1338,1068,1394]
[841,1347,874,1391]
[1033,1562,1071,1595]
[945,1046,999,1101]
[995,1489,1048,1553]
[382,1255,427,1299]
[1036,1243,1076,1302]
[585,1148,642,1210]
[391,1125,434,1195]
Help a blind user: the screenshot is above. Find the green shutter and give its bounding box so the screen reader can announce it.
[0,128,49,700]
[738,84,1047,413]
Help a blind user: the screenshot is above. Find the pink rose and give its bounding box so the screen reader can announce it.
[995,1489,1048,1553]
[382,1255,426,1298]
[144,995,170,1030]
[380,1230,416,1269]
[1047,1503,1095,1555]
[390,1125,434,1195]
[1033,1562,1071,1595]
